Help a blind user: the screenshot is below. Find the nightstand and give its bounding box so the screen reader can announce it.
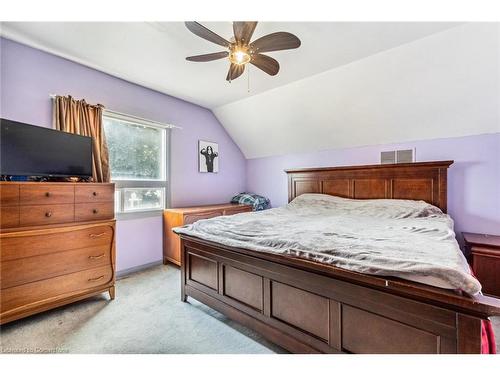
[463,232,500,298]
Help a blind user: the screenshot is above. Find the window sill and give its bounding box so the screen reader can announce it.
[116,209,164,221]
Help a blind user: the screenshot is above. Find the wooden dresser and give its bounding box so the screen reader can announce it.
[463,232,500,298]
[163,203,252,265]
[0,182,116,324]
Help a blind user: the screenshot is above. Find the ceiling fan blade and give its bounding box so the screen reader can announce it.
[185,22,230,48]
[233,21,258,45]
[250,54,280,76]
[186,51,229,62]
[226,63,245,81]
[250,32,301,53]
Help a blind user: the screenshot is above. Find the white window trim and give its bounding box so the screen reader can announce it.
[103,110,173,220]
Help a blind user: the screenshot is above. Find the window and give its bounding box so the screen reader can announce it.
[103,111,170,216]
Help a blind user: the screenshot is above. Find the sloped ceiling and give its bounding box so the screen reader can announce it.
[2,22,498,158]
[214,23,500,158]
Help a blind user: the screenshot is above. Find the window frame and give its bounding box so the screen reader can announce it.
[103,110,171,220]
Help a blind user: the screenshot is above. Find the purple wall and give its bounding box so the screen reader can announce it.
[0,37,246,272]
[247,133,500,238]
[2,37,498,272]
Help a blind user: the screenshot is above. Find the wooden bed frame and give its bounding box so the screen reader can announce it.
[178,161,500,353]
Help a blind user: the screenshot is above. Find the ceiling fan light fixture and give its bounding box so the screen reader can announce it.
[184,22,301,81]
[229,48,251,65]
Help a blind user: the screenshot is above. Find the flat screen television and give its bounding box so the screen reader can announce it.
[0,118,93,178]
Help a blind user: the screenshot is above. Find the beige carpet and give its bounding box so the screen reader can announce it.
[0,264,498,354]
[0,265,285,354]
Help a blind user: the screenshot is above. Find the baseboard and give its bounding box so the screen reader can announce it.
[116,260,163,279]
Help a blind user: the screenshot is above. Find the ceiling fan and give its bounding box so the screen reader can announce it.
[185,22,301,82]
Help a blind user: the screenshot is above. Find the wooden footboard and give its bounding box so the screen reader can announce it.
[180,235,500,354]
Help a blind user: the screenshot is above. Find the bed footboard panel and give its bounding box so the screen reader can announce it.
[180,238,483,354]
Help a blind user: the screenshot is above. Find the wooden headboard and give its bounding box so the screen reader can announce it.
[285,161,453,212]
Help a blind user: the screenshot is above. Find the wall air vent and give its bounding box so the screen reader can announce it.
[381,151,396,164]
[381,149,415,164]
[396,149,414,163]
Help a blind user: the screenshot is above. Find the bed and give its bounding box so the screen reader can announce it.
[175,161,500,353]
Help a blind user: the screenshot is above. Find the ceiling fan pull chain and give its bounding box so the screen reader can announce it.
[247,65,250,93]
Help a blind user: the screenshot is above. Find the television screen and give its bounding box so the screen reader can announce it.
[0,118,93,178]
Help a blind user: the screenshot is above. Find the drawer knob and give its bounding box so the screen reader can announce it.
[45,211,52,217]
[45,192,51,197]
[89,232,105,238]
[88,253,105,260]
[93,209,99,214]
[93,191,98,196]
[88,275,104,282]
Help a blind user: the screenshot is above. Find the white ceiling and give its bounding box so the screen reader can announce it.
[1,22,461,109]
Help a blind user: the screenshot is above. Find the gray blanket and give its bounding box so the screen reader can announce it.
[174,194,481,295]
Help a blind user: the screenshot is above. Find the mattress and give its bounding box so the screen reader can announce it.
[174,194,481,295]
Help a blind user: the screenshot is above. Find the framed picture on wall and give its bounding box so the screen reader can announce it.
[199,140,219,173]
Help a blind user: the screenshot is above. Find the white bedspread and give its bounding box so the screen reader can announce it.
[174,194,481,295]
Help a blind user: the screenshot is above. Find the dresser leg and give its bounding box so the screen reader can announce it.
[109,285,115,300]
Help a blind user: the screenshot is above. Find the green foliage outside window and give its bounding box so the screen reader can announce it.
[104,118,163,180]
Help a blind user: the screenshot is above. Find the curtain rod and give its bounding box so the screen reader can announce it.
[49,94,181,129]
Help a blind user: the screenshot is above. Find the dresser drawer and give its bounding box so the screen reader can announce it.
[224,205,252,215]
[1,265,113,314]
[0,184,19,205]
[75,184,114,203]
[1,224,114,261]
[20,184,74,205]
[1,206,19,228]
[75,202,114,222]
[472,249,500,298]
[20,204,74,226]
[1,245,112,289]
[184,210,223,225]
